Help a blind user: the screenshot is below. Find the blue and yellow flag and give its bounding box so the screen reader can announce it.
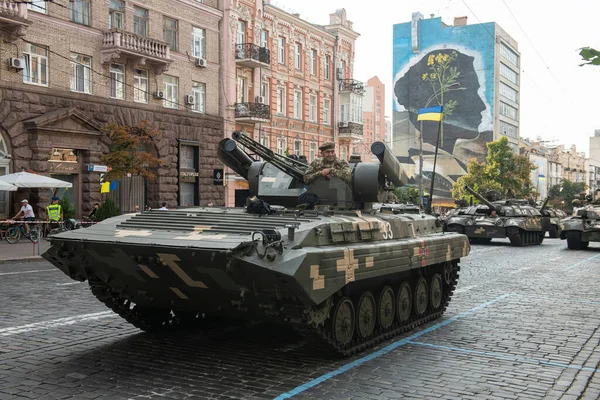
[417,106,444,122]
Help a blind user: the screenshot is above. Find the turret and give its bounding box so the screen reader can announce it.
[464,185,497,213]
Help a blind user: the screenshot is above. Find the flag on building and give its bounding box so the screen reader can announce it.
[100,182,110,193]
[417,106,444,121]
[109,181,117,191]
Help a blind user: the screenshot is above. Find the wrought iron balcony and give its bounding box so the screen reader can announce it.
[0,1,30,39]
[338,121,363,139]
[100,29,173,74]
[235,43,271,68]
[339,79,365,95]
[234,102,270,122]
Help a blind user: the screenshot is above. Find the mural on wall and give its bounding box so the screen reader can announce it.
[393,16,495,206]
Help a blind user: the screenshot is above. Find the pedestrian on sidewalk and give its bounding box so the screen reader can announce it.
[13,199,35,234]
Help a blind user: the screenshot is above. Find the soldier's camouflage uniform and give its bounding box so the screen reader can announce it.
[304,158,352,185]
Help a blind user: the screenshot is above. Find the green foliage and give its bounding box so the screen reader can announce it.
[548,179,587,212]
[95,198,121,222]
[579,47,600,66]
[393,186,422,205]
[58,197,75,219]
[452,137,536,201]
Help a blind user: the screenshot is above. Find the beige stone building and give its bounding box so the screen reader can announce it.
[0,0,224,219]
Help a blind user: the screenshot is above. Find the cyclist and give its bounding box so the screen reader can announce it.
[46,196,63,230]
[13,199,35,235]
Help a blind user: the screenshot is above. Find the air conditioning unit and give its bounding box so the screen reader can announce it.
[8,57,25,70]
[152,91,165,99]
[195,58,207,68]
[184,94,195,105]
[255,95,265,104]
[338,121,349,128]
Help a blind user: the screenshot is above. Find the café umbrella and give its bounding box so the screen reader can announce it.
[0,180,17,191]
[0,171,73,188]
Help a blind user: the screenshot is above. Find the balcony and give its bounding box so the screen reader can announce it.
[235,43,270,68]
[338,121,363,140]
[100,29,173,74]
[234,102,270,123]
[0,1,30,39]
[339,79,365,95]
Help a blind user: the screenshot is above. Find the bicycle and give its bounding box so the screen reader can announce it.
[5,222,41,244]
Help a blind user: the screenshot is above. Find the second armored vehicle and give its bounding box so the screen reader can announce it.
[560,191,600,249]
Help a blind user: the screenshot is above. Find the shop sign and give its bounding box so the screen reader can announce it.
[180,170,198,183]
[48,162,79,173]
[213,169,224,185]
[87,165,108,172]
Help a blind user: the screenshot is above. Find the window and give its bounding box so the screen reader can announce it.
[309,95,317,122]
[323,98,330,125]
[133,69,148,103]
[192,27,205,59]
[163,17,178,51]
[499,82,518,103]
[192,82,206,113]
[500,43,519,67]
[499,101,518,120]
[236,77,246,103]
[260,30,268,48]
[500,63,518,85]
[309,143,317,162]
[276,87,285,115]
[340,146,347,161]
[134,7,148,36]
[237,21,245,44]
[324,55,331,80]
[310,49,317,75]
[294,139,302,156]
[109,0,124,29]
[294,90,302,119]
[70,0,90,25]
[163,75,178,109]
[278,37,285,64]
[261,82,269,104]
[70,53,92,94]
[500,120,519,139]
[276,137,285,155]
[23,43,48,86]
[27,0,46,13]
[295,43,301,69]
[109,64,125,99]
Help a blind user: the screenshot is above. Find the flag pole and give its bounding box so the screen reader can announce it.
[428,118,443,214]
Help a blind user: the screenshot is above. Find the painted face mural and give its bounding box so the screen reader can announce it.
[393,48,493,205]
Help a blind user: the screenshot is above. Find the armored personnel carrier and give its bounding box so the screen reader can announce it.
[537,197,566,238]
[560,191,600,249]
[43,132,470,356]
[445,186,545,246]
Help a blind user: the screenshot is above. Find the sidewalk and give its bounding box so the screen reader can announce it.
[0,238,51,264]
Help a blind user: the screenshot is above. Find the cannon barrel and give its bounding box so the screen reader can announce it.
[539,196,550,211]
[217,138,255,180]
[463,185,497,212]
[371,141,409,187]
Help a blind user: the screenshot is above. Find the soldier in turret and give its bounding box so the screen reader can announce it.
[304,142,352,185]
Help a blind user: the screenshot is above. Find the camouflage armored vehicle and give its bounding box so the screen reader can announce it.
[537,197,566,238]
[560,191,600,249]
[445,186,545,246]
[43,132,470,355]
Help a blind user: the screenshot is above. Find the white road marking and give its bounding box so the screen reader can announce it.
[56,282,83,286]
[0,269,57,276]
[0,311,116,337]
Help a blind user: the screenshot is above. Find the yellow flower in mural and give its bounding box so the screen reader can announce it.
[436,53,445,64]
[430,73,437,79]
[443,54,450,62]
[422,73,428,81]
[427,55,435,66]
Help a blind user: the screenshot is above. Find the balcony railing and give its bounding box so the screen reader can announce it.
[235,43,271,68]
[101,29,173,74]
[0,1,30,38]
[234,102,270,122]
[338,121,363,139]
[339,79,365,95]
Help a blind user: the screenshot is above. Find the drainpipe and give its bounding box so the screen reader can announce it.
[333,35,339,149]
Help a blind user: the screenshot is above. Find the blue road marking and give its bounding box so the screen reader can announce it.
[565,253,600,270]
[409,341,598,372]
[274,294,510,400]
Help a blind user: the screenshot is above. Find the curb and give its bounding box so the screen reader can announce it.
[0,256,44,265]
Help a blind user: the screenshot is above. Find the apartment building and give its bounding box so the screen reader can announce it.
[0,0,223,219]
[220,0,361,206]
[362,76,385,160]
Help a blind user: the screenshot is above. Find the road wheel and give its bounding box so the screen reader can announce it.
[5,226,21,244]
[331,296,355,346]
[414,277,428,316]
[377,286,395,330]
[356,292,376,339]
[396,282,412,323]
[430,274,443,310]
[443,262,454,285]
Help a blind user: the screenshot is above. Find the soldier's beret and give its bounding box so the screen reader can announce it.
[319,141,335,151]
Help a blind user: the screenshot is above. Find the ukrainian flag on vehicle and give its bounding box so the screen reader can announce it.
[417,106,444,122]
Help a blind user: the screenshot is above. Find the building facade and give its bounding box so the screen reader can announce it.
[392,13,520,206]
[0,0,225,219]
[220,1,361,206]
[362,76,385,161]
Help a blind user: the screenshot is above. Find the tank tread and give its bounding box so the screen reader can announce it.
[508,229,545,246]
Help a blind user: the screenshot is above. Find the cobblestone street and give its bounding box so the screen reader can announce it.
[1,239,599,399]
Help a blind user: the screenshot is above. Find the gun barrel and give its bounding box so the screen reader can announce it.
[371,141,408,187]
[539,196,550,211]
[217,138,254,180]
[463,185,496,211]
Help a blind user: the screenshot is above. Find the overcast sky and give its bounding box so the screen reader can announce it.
[271,0,600,156]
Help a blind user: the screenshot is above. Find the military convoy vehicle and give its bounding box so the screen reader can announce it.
[43,132,470,356]
[445,186,545,246]
[537,197,566,238]
[560,191,600,249]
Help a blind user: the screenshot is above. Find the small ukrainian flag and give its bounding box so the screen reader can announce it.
[417,106,444,122]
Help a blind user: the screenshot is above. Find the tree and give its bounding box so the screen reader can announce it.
[393,186,422,205]
[100,121,163,183]
[95,198,121,222]
[452,137,536,201]
[548,179,587,212]
[579,47,600,66]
